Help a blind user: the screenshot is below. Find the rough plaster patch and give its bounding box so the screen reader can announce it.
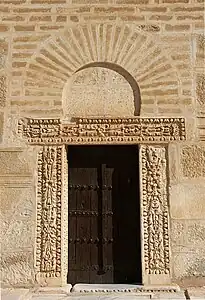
[173,249,205,278]
[186,222,205,245]
[171,220,185,247]
[171,220,205,252]
[1,252,35,286]
[0,150,35,175]
[181,145,205,177]
[0,187,35,253]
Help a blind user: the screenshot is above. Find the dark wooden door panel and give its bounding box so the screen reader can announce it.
[67,146,141,284]
[101,164,114,283]
[68,166,99,283]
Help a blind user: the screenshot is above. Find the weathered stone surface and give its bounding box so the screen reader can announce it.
[63,67,135,117]
[196,34,205,65]
[1,251,35,286]
[0,288,187,300]
[0,149,35,175]
[1,288,31,300]
[0,186,35,287]
[186,287,205,300]
[0,151,36,287]
[171,220,205,252]
[196,74,205,105]
[181,145,205,178]
[171,220,185,247]
[172,249,205,279]
[168,143,179,183]
[0,38,8,69]
[186,221,205,246]
[170,183,205,219]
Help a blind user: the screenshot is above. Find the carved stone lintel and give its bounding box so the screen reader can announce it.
[19,117,186,145]
[36,146,62,278]
[141,145,170,275]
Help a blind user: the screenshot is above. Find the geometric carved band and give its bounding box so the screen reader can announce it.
[36,146,62,277]
[141,145,170,275]
[18,117,186,145]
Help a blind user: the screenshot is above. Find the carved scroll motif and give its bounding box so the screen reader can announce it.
[36,146,62,277]
[19,117,186,144]
[141,145,170,275]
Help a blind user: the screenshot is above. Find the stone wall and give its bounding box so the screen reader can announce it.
[0,0,204,287]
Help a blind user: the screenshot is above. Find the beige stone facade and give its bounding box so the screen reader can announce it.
[0,0,204,290]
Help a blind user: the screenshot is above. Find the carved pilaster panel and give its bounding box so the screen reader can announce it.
[0,75,6,107]
[36,146,62,278]
[141,145,170,277]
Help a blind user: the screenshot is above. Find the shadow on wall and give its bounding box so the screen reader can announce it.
[62,62,141,118]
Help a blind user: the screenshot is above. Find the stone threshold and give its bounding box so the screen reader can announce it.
[71,283,180,293]
[71,284,181,293]
[2,285,189,300]
[34,284,180,294]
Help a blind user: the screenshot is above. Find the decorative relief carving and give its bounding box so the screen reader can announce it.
[141,145,170,275]
[196,74,205,105]
[18,118,61,140]
[0,38,8,69]
[138,25,160,32]
[19,117,186,144]
[36,146,62,277]
[0,75,6,107]
[27,118,181,282]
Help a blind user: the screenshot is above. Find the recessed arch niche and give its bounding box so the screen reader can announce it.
[62,62,141,119]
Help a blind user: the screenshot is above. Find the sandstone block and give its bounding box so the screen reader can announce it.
[196,74,205,105]
[1,251,35,286]
[196,34,205,65]
[1,186,35,250]
[14,25,35,31]
[0,25,9,32]
[0,149,35,176]
[172,249,205,278]
[170,183,205,219]
[181,145,205,178]
[171,220,205,250]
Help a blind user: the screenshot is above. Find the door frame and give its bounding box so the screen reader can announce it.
[67,145,142,284]
[18,117,186,286]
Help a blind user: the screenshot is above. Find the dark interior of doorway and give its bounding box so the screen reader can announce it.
[67,145,142,284]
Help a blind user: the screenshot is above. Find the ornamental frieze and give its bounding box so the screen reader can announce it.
[18,117,186,144]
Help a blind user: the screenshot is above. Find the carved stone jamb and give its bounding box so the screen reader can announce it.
[140,145,171,285]
[36,145,68,286]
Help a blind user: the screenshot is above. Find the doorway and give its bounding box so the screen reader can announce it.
[67,145,142,284]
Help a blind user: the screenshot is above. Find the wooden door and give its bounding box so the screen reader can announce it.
[67,146,141,284]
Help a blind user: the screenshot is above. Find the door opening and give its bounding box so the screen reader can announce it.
[67,145,142,284]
